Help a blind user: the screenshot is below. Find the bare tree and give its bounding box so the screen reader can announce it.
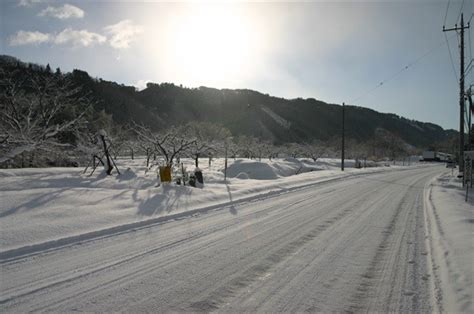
[267,145,281,160]
[132,122,195,167]
[302,140,327,162]
[185,122,231,167]
[0,69,90,163]
[285,143,304,158]
[123,139,140,160]
[235,136,258,159]
[74,129,102,165]
[373,128,408,161]
[254,140,273,161]
[106,126,130,159]
[227,140,241,160]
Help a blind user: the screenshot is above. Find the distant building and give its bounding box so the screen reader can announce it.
[422,151,453,162]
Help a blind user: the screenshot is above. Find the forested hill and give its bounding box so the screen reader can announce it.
[0,55,456,149]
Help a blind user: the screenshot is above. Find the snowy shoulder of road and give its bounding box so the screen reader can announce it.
[424,171,473,313]
[0,157,419,254]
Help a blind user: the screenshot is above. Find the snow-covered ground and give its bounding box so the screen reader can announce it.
[2,159,471,312]
[0,164,447,312]
[424,171,473,313]
[0,157,418,255]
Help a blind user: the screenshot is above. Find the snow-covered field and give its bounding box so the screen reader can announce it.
[1,157,410,255]
[1,158,471,312]
[424,172,473,312]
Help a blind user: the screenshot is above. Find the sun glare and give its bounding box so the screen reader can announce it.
[172,6,257,86]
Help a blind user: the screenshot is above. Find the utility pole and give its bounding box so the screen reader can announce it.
[467,86,473,150]
[443,13,470,181]
[341,102,345,171]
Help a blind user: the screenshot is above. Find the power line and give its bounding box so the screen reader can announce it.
[468,21,473,62]
[468,9,473,64]
[464,58,474,79]
[444,0,452,26]
[349,35,456,104]
[443,0,460,83]
[446,31,459,81]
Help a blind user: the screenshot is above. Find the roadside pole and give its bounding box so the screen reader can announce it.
[341,102,345,171]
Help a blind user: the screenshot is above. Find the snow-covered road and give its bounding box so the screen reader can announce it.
[0,166,445,312]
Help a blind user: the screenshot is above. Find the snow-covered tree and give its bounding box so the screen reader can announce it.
[0,68,90,164]
[267,145,281,160]
[235,135,258,159]
[74,129,102,163]
[106,126,130,159]
[254,140,273,161]
[372,128,409,160]
[227,140,241,160]
[285,143,304,158]
[123,138,140,160]
[185,122,231,167]
[302,140,327,162]
[132,122,196,167]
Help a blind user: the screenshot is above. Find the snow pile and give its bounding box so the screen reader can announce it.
[223,157,378,180]
[424,172,473,313]
[226,160,279,180]
[225,158,320,180]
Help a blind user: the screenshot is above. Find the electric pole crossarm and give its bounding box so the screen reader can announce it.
[443,25,470,32]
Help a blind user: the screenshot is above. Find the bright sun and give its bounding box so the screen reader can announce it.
[172,5,257,86]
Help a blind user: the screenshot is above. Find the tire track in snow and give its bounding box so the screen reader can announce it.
[46,188,372,313]
[346,170,435,313]
[1,181,367,311]
[187,185,385,312]
[220,177,396,312]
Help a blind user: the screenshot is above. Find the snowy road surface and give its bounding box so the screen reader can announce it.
[1,166,445,312]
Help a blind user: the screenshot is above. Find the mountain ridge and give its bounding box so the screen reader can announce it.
[0,54,457,150]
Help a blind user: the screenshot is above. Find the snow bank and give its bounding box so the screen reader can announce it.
[424,172,473,313]
[226,160,278,180]
[224,158,322,180]
[0,158,426,258]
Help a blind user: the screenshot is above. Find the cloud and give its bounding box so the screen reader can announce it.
[104,20,144,49]
[9,28,106,48]
[54,28,106,47]
[38,4,84,19]
[9,30,51,46]
[8,21,143,49]
[134,79,152,91]
[18,0,44,7]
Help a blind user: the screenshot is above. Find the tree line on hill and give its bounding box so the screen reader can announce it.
[0,55,458,168]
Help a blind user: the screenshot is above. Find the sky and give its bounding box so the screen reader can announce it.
[1,0,473,130]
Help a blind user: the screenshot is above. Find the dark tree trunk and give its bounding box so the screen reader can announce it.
[100,135,113,175]
[29,151,34,167]
[146,148,150,167]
